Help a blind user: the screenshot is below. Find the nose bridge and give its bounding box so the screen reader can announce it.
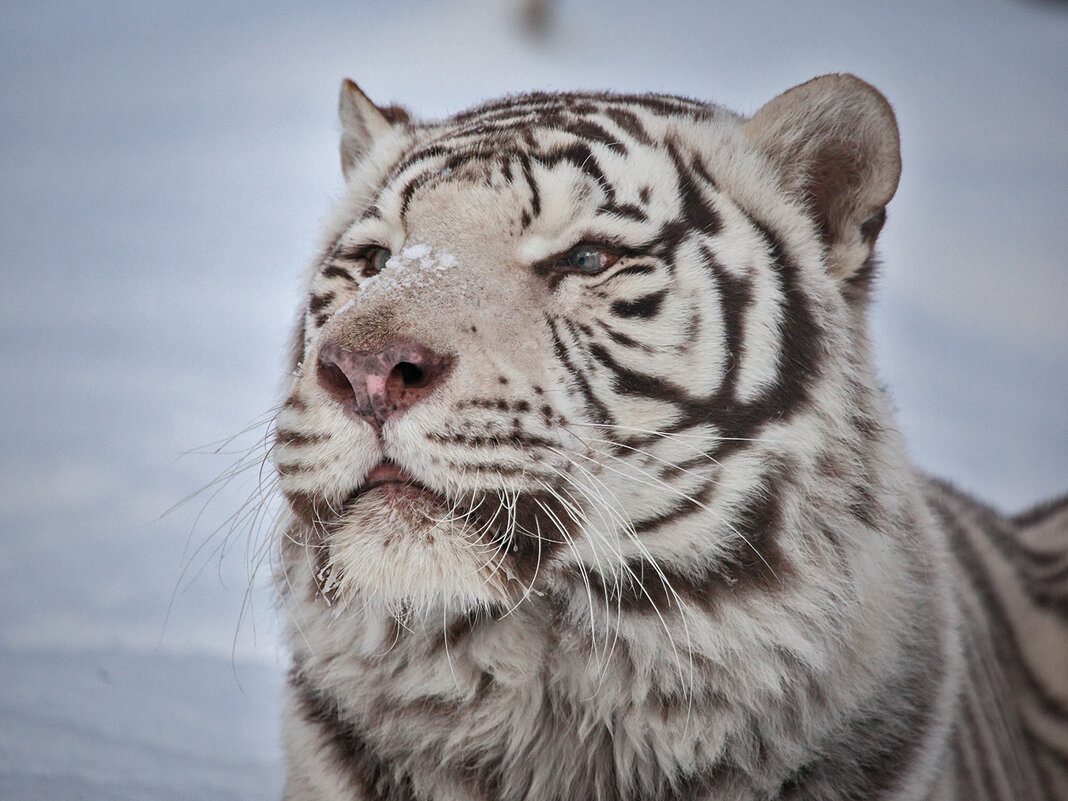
[318,302,402,358]
[309,178,532,407]
[405,180,520,280]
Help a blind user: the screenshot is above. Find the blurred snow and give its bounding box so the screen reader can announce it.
[0,647,283,800]
[0,0,1065,796]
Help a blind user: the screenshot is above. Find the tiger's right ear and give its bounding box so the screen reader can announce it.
[339,79,410,180]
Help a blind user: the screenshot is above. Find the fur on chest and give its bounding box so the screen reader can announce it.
[281,527,950,801]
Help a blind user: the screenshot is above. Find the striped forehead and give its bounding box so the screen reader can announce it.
[377,92,727,231]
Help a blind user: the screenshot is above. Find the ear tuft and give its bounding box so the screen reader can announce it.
[744,74,901,282]
[339,79,409,180]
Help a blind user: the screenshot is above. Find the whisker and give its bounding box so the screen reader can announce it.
[545,449,696,713]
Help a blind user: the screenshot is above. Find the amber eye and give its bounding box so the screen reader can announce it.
[362,247,391,277]
[562,245,617,275]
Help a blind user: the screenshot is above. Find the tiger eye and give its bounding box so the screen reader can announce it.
[566,245,612,274]
[364,247,391,276]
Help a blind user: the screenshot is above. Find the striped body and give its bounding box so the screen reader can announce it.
[272,77,1068,800]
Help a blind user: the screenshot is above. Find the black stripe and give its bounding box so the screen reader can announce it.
[598,200,648,222]
[275,428,326,447]
[933,489,1068,722]
[604,92,711,119]
[587,340,703,410]
[548,316,613,426]
[320,265,358,283]
[601,323,654,351]
[666,140,721,236]
[536,142,616,205]
[696,211,823,459]
[1013,493,1068,528]
[603,107,655,147]
[580,470,791,613]
[308,291,335,314]
[629,478,717,538]
[698,243,750,398]
[610,289,665,319]
[429,604,504,654]
[518,151,541,219]
[428,430,557,449]
[332,245,369,262]
[390,143,452,179]
[598,263,655,282]
[562,118,628,155]
[399,170,438,220]
[461,488,573,586]
[291,672,418,801]
[948,482,1068,616]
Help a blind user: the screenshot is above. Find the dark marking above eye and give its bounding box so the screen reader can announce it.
[611,290,666,318]
[332,245,367,262]
[597,201,647,222]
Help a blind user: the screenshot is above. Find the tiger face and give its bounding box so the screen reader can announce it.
[274,76,901,618]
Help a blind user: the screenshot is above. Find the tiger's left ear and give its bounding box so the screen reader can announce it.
[743,74,901,283]
[339,79,410,181]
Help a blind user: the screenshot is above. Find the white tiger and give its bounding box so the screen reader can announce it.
[270,74,1068,800]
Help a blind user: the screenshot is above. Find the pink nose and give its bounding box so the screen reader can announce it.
[316,339,453,428]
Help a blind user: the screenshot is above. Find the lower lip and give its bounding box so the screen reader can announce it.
[358,464,442,502]
[364,463,412,488]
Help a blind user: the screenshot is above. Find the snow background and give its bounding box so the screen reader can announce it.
[1,0,1064,797]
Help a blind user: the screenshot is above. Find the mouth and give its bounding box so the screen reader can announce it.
[288,457,580,606]
[348,459,446,505]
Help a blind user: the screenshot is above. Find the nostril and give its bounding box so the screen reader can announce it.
[394,361,426,387]
[316,353,357,406]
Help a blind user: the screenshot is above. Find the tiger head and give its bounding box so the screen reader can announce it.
[274,75,901,618]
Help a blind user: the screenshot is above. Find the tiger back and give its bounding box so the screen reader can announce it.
[272,74,1068,800]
